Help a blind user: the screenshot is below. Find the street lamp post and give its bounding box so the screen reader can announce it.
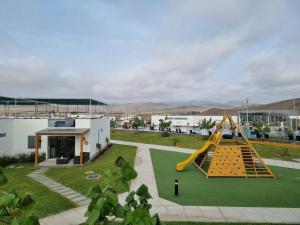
[246,98,249,137]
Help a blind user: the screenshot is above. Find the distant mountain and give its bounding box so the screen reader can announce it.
[106,98,300,115]
[200,98,300,116]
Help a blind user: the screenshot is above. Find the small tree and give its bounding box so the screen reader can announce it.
[110,119,118,128]
[158,117,171,131]
[0,167,39,225]
[253,122,270,138]
[199,118,216,130]
[131,116,144,129]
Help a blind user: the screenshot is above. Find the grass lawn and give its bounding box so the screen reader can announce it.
[253,144,300,160]
[150,149,300,207]
[111,129,207,149]
[111,130,300,160]
[1,164,76,218]
[45,144,137,196]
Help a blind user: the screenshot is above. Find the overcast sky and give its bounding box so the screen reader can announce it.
[0,0,299,104]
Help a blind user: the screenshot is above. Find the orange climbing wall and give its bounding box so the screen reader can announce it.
[207,146,247,177]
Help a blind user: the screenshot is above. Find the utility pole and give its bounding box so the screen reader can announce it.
[246,98,249,138]
[89,98,92,118]
[14,98,17,118]
[293,94,297,131]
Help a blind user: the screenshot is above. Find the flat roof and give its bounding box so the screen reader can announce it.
[0,96,106,105]
[36,128,89,135]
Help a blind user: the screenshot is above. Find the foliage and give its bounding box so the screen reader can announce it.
[0,152,46,167]
[158,118,171,131]
[84,157,164,225]
[131,117,144,129]
[161,132,170,137]
[198,118,216,130]
[286,129,294,137]
[105,137,110,145]
[253,122,270,137]
[110,119,118,128]
[0,167,39,225]
[96,143,102,150]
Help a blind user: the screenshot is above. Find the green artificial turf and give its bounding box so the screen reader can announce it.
[45,144,137,196]
[1,164,76,218]
[150,149,300,207]
[111,129,207,149]
[111,130,300,160]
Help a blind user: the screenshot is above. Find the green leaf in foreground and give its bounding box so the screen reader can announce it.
[0,167,8,186]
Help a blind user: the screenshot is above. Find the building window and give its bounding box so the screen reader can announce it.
[0,133,6,137]
[28,136,41,149]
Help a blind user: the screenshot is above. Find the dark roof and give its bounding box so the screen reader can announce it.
[36,128,89,135]
[0,96,106,105]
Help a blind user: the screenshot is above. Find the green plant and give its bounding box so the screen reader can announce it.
[161,132,170,137]
[84,156,164,225]
[110,119,118,128]
[158,118,171,132]
[253,122,270,137]
[105,137,110,145]
[198,118,216,130]
[96,143,102,151]
[131,117,144,129]
[0,167,39,224]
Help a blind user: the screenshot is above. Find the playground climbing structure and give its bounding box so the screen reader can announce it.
[176,116,274,178]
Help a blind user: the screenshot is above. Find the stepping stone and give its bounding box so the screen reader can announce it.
[85,171,94,175]
[65,193,82,199]
[72,196,87,202]
[86,174,101,180]
[8,165,16,168]
[16,166,24,168]
[77,199,91,206]
[56,189,75,195]
[293,158,300,163]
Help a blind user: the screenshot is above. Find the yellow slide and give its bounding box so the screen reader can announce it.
[176,141,214,171]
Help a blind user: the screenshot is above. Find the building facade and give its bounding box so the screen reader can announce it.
[151,115,238,132]
[0,116,110,165]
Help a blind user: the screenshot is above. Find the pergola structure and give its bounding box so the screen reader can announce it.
[35,128,89,165]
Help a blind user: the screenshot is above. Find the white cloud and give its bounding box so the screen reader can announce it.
[0,1,299,104]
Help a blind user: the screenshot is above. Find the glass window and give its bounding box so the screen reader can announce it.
[28,136,41,149]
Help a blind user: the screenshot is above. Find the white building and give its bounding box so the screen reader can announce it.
[0,116,110,165]
[151,115,238,133]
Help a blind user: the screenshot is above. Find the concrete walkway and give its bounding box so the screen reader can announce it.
[28,168,90,207]
[38,140,300,224]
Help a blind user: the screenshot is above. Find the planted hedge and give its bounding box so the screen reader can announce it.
[0,152,46,167]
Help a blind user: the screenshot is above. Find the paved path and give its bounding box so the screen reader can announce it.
[28,168,90,207]
[39,140,300,224]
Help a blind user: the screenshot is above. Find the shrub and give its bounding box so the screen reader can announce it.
[0,152,46,167]
[96,143,102,150]
[161,131,170,137]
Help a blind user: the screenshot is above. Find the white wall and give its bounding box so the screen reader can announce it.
[0,118,48,156]
[75,117,110,158]
[151,115,238,131]
[0,119,13,155]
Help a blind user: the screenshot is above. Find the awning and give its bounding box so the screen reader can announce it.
[36,128,89,136]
